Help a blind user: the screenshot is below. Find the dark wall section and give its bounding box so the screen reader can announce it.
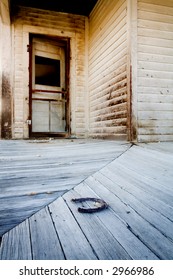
[1,73,12,139]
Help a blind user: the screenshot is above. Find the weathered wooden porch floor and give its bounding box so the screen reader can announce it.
[0,139,130,236]
[0,141,173,260]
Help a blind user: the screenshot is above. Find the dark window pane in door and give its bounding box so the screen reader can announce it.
[35,56,60,87]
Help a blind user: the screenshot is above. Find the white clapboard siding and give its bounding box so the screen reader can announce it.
[12,7,87,138]
[137,0,173,142]
[88,0,128,139]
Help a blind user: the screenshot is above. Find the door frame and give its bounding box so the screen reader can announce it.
[29,34,70,138]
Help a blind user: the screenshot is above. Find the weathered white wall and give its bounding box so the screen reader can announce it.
[2,0,173,141]
[88,0,129,139]
[137,0,173,142]
[12,6,88,138]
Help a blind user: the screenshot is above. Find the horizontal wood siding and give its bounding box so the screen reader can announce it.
[88,0,128,139]
[89,0,127,137]
[137,0,173,142]
[12,7,87,138]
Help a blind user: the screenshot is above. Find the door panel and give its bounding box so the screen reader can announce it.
[31,37,67,135]
[50,101,66,132]
[32,100,49,132]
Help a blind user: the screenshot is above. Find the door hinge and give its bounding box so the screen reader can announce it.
[26,120,32,125]
[27,44,31,52]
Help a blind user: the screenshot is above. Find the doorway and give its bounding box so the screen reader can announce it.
[29,36,69,137]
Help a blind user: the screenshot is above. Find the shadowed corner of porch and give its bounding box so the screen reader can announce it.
[0,140,173,260]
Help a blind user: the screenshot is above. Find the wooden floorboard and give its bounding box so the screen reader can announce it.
[99,167,173,222]
[0,191,65,237]
[0,219,32,260]
[49,196,98,260]
[64,188,132,260]
[0,141,173,260]
[0,139,130,236]
[86,175,173,259]
[29,207,65,260]
[72,183,158,260]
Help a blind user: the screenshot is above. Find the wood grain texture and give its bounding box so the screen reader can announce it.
[64,188,131,260]
[29,207,65,260]
[0,219,32,260]
[89,0,128,139]
[137,0,173,142]
[0,139,130,236]
[0,142,173,260]
[49,197,97,260]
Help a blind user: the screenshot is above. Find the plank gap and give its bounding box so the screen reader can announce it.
[62,196,99,260]
[47,205,67,260]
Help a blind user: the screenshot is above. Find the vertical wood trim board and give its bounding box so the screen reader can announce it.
[0,0,12,139]
[88,0,128,139]
[12,7,87,138]
[128,0,138,141]
[137,0,173,142]
[0,15,2,139]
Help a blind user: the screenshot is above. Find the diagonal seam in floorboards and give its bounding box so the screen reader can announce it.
[0,141,132,237]
[1,142,173,260]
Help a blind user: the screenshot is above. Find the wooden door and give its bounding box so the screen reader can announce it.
[30,37,67,135]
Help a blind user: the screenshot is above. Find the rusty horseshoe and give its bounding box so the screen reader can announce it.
[71,197,108,213]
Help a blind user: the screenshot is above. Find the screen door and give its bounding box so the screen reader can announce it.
[31,37,67,134]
